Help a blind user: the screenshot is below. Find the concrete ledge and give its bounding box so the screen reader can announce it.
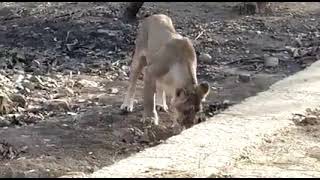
[87,61,320,178]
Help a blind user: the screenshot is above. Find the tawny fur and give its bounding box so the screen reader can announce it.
[121,14,210,127]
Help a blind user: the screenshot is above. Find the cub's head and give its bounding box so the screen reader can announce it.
[171,82,210,128]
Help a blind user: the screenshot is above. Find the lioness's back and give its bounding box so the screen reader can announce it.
[144,14,176,33]
[141,14,181,55]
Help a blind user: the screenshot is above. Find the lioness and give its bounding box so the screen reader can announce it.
[121,14,210,128]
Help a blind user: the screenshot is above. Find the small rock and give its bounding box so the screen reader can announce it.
[51,93,66,99]
[16,52,26,61]
[14,74,25,84]
[26,105,43,114]
[217,48,222,54]
[60,172,87,178]
[76,79,98,88]
[10,94,27,108]
[64,79,75,88]
[29,76,43,84]
[108,88,119,94]
[238,73,251,83]
[285,46,295,53]
[0,25,7,31]
[199,53,212,63]
[0,93,12,115]
[20,145,28,152]
[56,87,74,97]
[264,56,279,67]
[45,99,71,112]
[96,95,109,105]
[296,115,318,126]
[294,38,303,47]
[121,65,130,73]
[307,146,320,160]
[43,76,58,87]
[112,128,135,144]
[13,62,24,71]
[292,48,300,58]
[0,118,10,127]
[32,60,41,67]
[139,132,151,143]
[17,107,25,113]
[0,7,13,17]
[18,113,44,124]
[67,112,77,116]
[29,76,44,89]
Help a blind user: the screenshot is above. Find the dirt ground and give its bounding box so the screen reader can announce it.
[0,2,319,178]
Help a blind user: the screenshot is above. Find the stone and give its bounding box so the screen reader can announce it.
[57,87,74,97]
[297,115,318,126]
[45,99,71,112]
[199,53,212,63]
[60,172,87,178]
[108,88,119,94]
[29,76,44,85]
[21,80,34,89]
[294,38,303,47]
[0,117,10,127]
[264,56,279,67]
[0,93,12,114]
[0,7,13,17]
[307,146,320,160]
[238,73,251,83]
[112,128,135,144]
[10,94,27,108]
[76,79,98,88]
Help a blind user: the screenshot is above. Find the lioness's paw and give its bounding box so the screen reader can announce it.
[156,105,168,112]
[120,102,133,112]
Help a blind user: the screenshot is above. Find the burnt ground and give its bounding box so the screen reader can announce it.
[0,2,319,178]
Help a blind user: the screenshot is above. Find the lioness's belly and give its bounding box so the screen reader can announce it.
[157,78,174,97]
[156,63,187,97]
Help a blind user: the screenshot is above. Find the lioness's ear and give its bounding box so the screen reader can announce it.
[197,82,210,100]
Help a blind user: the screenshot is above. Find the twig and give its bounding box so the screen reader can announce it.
[292,113,306,118]
[194,30,205,41]
[261,47,288,52]
[65,31,71,43]
[226,56,263,65]
[111,60,120,66]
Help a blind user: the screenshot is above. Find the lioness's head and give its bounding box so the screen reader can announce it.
[171,82,210,128]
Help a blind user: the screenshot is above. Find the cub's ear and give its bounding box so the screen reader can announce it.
[197,82,210,100]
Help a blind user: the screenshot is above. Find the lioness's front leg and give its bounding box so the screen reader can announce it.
[143,67,159,125]
[142,56,171,125]
[121,52,146,112]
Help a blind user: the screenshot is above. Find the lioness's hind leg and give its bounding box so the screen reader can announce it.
[156,88,168,112]
[121,52,146,112]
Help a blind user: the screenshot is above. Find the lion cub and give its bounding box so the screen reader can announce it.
[121,14,210,127]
